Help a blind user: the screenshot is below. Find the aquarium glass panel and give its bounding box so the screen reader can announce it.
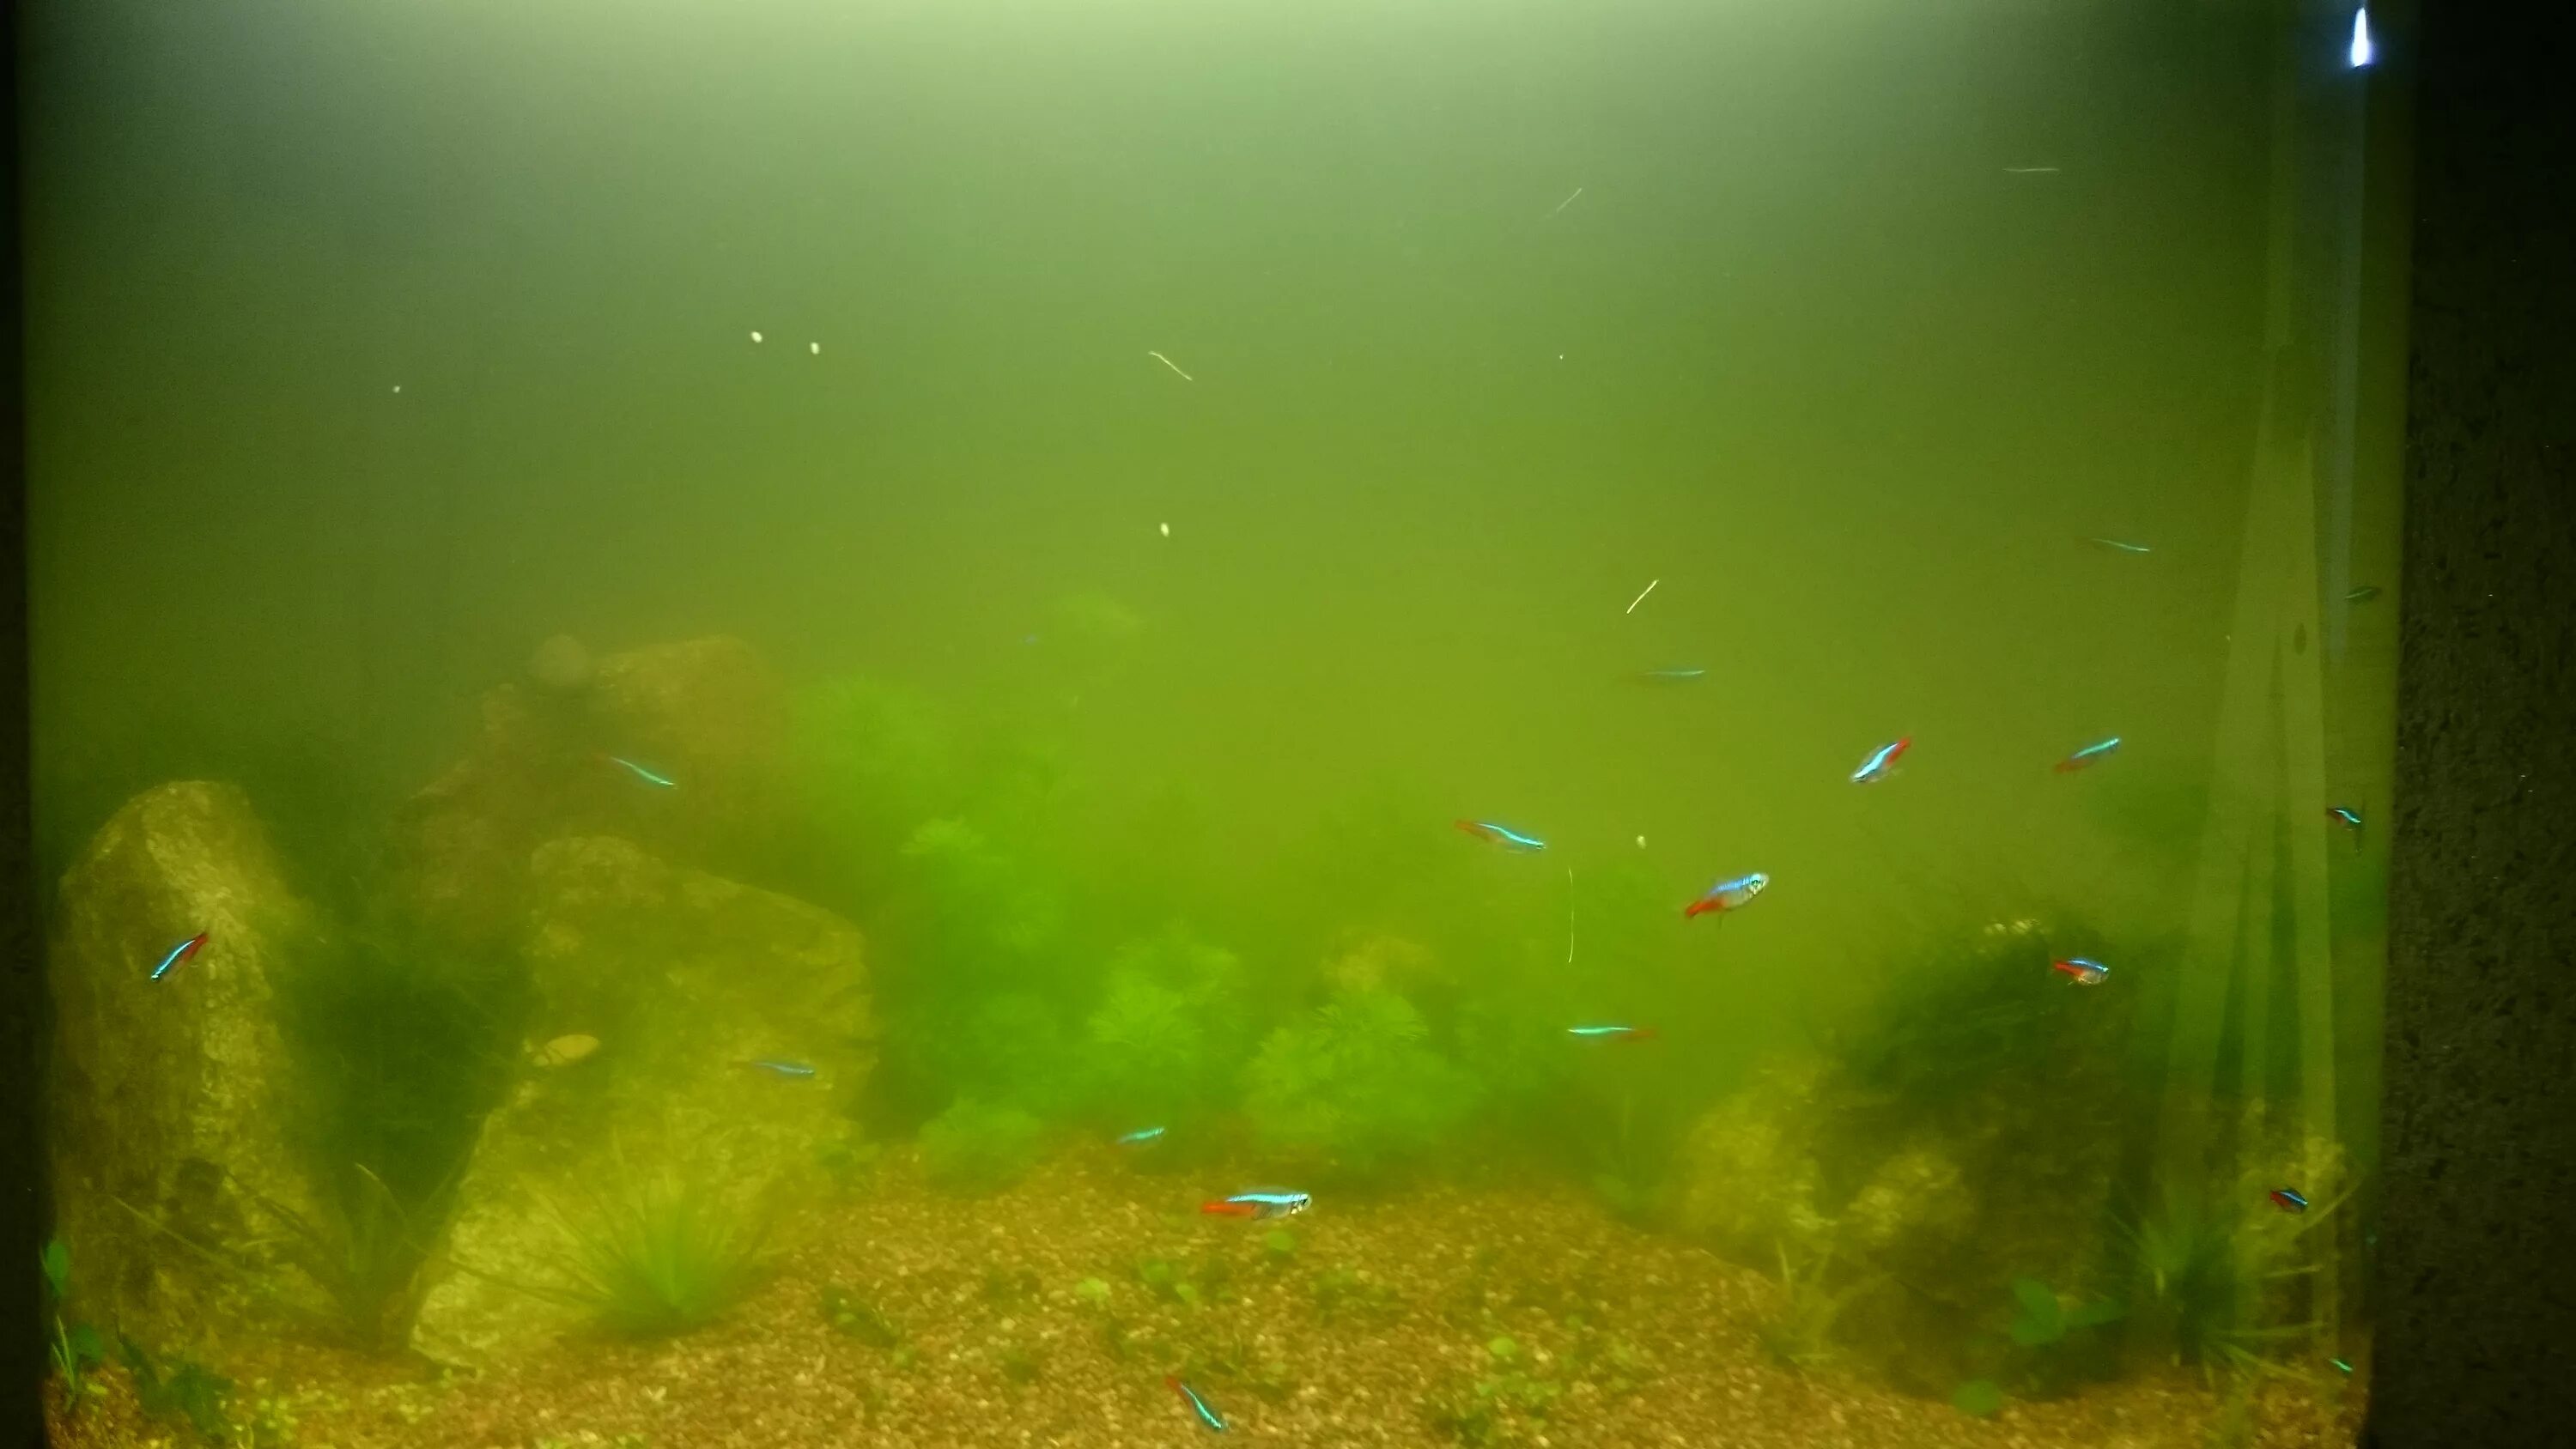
[25,0,2402,1444]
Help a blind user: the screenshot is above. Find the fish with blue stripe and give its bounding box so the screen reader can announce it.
[741,1059,818,1079]
[1202,1190,1310,1220]
[1567,1025,1658,1043]
[1850,737,1911,785]
[1165,1375,1227,1432]
[1455,820,1546,852]
[149,932,209,981]
[1115,1126,1167,1147]
[2055,737,2122,773]
[602,754,677,789]
[2269,1187,2309,1213]
[1685,872,1769,920]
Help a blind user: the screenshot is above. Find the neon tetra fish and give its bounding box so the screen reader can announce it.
[2087,537,2153,555]
[2056,737,2122,773]
[2269,1187,2309,1214]
[149,932,209,981]
[1850,738,1911,785]
[603,755,677,789]
[1116,1126,1167,1147]
[1455,820,1546,852]
[1166,1375,1227,1433]
[742,1059,817,1079]
[2050,957,2110,985]
[1567,1025,1658,1043]
[1201,1190,1309,1220]
[2328,805,2363,837]
[1684,872,1769,919]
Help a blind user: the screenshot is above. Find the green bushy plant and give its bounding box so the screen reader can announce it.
[919,1098,1045,1195]
[1082,925,1248,1125]
[1243,987,1479,1181]
[540,1152,771,1338]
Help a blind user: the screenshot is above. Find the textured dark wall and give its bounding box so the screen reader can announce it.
[2370,2,2576,1446]
[3,0,48,1442]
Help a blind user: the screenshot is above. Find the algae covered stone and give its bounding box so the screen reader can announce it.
[410,836,872,1365]
[46,781,325,1347]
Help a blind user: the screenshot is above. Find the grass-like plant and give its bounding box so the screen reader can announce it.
[540,1152,771,1338]
[238,1161,448,1354]
[39,1240,104,1413]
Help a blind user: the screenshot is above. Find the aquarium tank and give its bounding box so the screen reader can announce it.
[21,0,2404,1444]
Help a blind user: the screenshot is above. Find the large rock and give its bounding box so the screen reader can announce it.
[410,836,873,1365]
[47,782,323,1346]
[392,635,787,948]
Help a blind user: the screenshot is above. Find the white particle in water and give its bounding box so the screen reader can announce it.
[750,330,763,343]
[1159,522,1170,537]
[810,342,820,355]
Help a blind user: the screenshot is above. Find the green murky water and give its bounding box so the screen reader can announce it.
[26,0,2400,1444]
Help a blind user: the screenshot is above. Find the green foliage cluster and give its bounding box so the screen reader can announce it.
[1424,1336,1564,1446]
[1244,987,1479,1181]
[1084,925,1249,1128]
[39,1240,105,1412]
[540,1155,770,1338]
[118,1337,237,1444]
[919,1099,1044,1195]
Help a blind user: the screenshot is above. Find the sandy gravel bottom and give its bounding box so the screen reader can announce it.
[46,1149,2366,1449]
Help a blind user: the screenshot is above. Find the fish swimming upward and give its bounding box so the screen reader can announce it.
[1455,820,1546,852]
[1850,738,1911,785]
[1202,1190,1310,1221]
[149,932,209,981]
[1684,872,1769,920]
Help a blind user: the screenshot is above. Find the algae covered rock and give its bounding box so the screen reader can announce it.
[1670,1057,1834,1263]
[46,781,325,1346]
[410,836,872,1365]
[392,635,788,948]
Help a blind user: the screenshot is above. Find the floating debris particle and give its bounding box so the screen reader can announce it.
[1148,350,1194,382]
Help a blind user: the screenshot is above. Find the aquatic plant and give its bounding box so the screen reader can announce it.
[2008,1276,2124,1348]
[1084,971,1210,1126]
[1073,1276,1113,1309]
[118,1337,237,1444]
[238,1160,449,1354]
[539,1155,770,1338]
[1758,1241,1881,1373]
[919,1098,1045,1195]
[1083,925,1249,1125]
[39,1240,104,1412]
[1242,986,1480,1180]
[1950,1379,2005,1417]
[818,1284,902,1347]
[998,1342,1042,1385]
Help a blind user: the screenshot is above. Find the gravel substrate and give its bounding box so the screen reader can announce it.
[45,1149,2366,1449]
